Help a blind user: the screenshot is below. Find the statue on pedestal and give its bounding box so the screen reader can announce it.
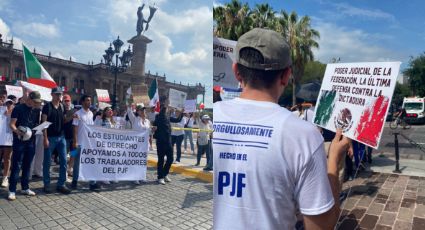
[136,4,158,36]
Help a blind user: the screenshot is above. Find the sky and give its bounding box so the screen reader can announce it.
[214,0,425,77]
[0,0,213,106]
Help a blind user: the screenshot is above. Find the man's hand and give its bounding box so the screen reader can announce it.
[328,129,351,164]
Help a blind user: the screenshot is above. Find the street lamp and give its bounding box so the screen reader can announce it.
[103,36,133,109]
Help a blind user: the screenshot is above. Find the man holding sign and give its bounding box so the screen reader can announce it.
[213,28,350,229]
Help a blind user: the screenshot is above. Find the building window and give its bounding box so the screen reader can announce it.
[61,76,66,86]
[74,79,79,89]
[80,80,84,90]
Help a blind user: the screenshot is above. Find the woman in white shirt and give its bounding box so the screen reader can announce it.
[127,104,150,184]
[170,109,185,163]
[94,107,116,128]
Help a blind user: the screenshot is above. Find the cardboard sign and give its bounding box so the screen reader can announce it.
[20,81,52,101]
[0,107,12,146]
[213,37,239,89]
[132,84,150,106]
[184,99,197,112]
[168,88,187,109]
[221,87,242,101]
[314,62,401,149]
[5,85,23,99]
[78,123,149,181]
[95,89,110,102]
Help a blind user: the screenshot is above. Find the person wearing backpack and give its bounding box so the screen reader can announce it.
[41,87,71,194]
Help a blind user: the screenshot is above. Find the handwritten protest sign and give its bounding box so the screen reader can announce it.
[184,99,197,112]
[95,89,110,102]
[132,84,150,105]
[20,81,52,101]
[5,85,23,99]
[78,123,149,181]
[168,88,187,109]
[314,62,401,149]
[213,37,239,89]
[0,107,13,146]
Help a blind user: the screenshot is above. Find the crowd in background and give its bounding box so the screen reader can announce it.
[0,88,212,200]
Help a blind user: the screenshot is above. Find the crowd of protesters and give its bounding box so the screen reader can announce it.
[0,88,212,200]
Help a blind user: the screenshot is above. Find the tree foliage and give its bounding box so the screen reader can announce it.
[403,53,425,97]
[214,0,320,105]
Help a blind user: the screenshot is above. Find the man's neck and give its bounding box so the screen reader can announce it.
[83,106,90,111]
[52,100,60,107]
[239,86,279,103]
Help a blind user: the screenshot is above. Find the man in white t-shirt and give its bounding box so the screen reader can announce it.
[213,28,350,230]
[71,95,97,191]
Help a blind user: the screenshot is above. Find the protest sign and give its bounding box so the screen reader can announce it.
[98,102,111,110]
[314,62,401,149]
[20,81,52,101]
[184,99,197,112]
[78,123,149,181]
[168,88,187,109]
[221,87,242,101]
[132,84,150,105]
[5,85,23,99]
[213,37,239,89]
[0,107,13,146]
[95,89,110,102]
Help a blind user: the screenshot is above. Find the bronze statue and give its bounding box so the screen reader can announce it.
[136,3,157,36]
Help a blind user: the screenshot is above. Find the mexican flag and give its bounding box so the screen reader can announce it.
[148,78,160,113]
[22,44,57,88]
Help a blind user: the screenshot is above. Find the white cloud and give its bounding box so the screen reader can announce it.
[0,18,10,37]
[12,20,60,38]
[313,21,404,63]
[333,3,395,21]
[213,0,223,8]
[105,1,213,86]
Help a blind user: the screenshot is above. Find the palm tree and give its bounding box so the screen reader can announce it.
[213,0,252,40]
[277,11,320,105]
[251,3,276,29]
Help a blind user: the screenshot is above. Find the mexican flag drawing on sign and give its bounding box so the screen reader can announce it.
[22,44,57,88]
[148,79,160,113]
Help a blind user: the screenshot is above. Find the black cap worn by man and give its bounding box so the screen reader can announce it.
[213,28,350,230]
[51,87,63,94]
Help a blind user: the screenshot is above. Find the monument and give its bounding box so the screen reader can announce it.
[128,4,157,78]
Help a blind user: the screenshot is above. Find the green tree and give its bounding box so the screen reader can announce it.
[277,11,320,105]
[301,61,326,84]
[403,53,425,97]
[213,0,252,40]
[392,82,411,106]
[251,3,275,29]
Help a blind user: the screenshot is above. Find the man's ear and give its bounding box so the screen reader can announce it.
[281,67,292,87]
[232,63,243,83]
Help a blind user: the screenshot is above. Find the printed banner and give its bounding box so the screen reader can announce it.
[132,84,150,105]
[213,37,239,89]
[20,81,52,101]
[184,99,197,113]
[0,107,13,146]
[169,88,187,109]
[5,85,23,99]
[78,123,149,181]
[221,87,242,101]
[95,89,110,102]
[314,62,401,149]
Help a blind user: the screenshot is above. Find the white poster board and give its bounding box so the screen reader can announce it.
[213,37,239,89]
[184,99,197,113]
[0,107,13,146]
[20,81,52,101]
[169,88,187,109]
[78,123,149,181]
[314,62,401,149]
[221,87,242,101]
[95,89,110,102]
[5,85,23,99]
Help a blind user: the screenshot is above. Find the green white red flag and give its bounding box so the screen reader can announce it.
[22,44,57,88]
[148,78,160,113]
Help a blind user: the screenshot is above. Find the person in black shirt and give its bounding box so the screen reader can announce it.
[41,87,71,194]
[8,91,42,201]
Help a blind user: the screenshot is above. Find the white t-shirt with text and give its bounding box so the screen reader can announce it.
[213,98,334,230]
[72,108,94,143]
